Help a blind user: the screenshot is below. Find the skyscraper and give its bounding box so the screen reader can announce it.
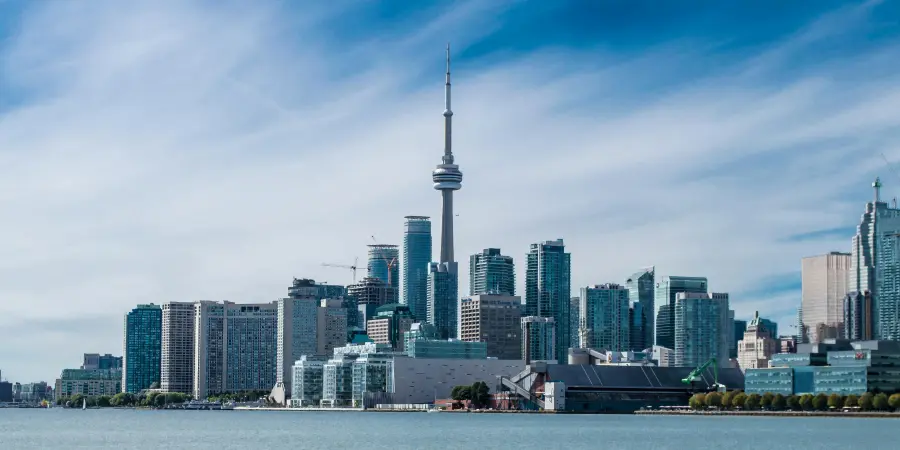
[580,284,630,352]
[625,266,654,349]
[402,216,432,320]
[673,292,727,368]
[525,239,572,363]
[161,302,195,394]
[732,319,747,359]
[801,252,851,343]
[427,45,463,340]
[123,304,162,393]
[737,312,777,370]
[850,177,900,340]
[654,276,708,350]
[521,316,555,364]
[368,244,399,302]
[459,294,522,360]
[469,248,515,296]
[844,290,874,340]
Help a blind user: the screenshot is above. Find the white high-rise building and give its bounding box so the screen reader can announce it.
[801,252,851,343]
[161,302,195,394]
[194,301,277,399]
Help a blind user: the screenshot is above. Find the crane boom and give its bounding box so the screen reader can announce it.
[681,357,725,392]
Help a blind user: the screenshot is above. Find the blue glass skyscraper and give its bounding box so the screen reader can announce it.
[123,304,162,393]
[367,245,399,302]
[654,276,708,350]
[625,266,654,350]
[580,284,630,352]
[525,239,571,363]
[402,216,432,321]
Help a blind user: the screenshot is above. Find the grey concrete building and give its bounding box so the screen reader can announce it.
[459,294,522,360]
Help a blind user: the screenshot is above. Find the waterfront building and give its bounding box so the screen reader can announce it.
[18,382,50,403]
[625,266,655,349]
[389,357,523,405]
[459,294,522,360]
[55,369,122,399]
[401,216,432,320]
[802,252,851,343]
[317,299,348,357]
[427,263,458,339]
[673,292,728,368]
[850,178,900,340]
[737,312,778,370]
[0,377,10,403]
[525,239,572,363]
[352,352,394,406]
[406,337,487,359]
[82,353,122,370]
[194,301,278,399]
[580,284,630,352]
[289,356,326,407]
[123,304,162,393]
[521,316,555,364]
[366,303,415,351]
[161,302,195,394]
[322,355,356,407]
[469,248,515,296]
[654,276,707,351]
[368,244,400,300]
[844,290,874,340]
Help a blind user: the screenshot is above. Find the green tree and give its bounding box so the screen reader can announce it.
[732,392,747,409]
[786,395,800,411]
[812,393,828,411]
[798,394,814,411]
[827,393,843,410]
[873,393,889,411]
[450,385,471,401]
[69,394,85,408]
[760,393,774,410]
[471,381,491,408]
[705,392,722,409]
[744,393,761,410]
[721,391,735,409]
[859,393,874,411]
[771,394,786,411]
[97,395,111,407]
[689,393,706,410]
[844,394,859,408]
[888,393,900,411]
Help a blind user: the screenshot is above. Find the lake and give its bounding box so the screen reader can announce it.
[0,409,893,449]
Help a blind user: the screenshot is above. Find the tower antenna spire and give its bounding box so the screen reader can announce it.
[443,42,453,164]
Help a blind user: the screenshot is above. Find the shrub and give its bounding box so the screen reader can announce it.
[761,393,774,409]
[873,393,889,411]
[827,394,843,410]
[786,395,800,411]
[744,393,762,410]
[705,392,722,409]
[689,393,707,410]
[812,393,828,411]
[888,393,900,411]
[859,393,874,411]
[798,394,814,411]
[771,394,786,411]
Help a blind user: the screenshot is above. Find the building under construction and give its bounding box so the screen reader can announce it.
[496,360,745,413]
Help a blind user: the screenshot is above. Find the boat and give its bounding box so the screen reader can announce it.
[427,407,441,413]
[82,399,87,410]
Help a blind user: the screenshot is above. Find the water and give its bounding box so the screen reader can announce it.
[0,409,895,449]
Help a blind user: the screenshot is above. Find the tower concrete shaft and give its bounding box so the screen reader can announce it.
[432,44,462,264]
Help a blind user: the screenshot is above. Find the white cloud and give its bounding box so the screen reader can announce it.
[0,1,897,380]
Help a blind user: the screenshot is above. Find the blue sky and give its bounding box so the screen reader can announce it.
[1,0,899,382]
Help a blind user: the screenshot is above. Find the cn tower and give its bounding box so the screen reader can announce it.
[432,43,462,263]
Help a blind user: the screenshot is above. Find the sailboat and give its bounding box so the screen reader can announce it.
[82,398,87,410]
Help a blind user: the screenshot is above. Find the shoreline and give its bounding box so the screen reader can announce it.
[636,410,900,419]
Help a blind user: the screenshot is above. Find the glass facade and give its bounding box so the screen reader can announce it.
[625,267,654,350]
[426,262,458,339]
[368,244,400,300]
[732,320,747,359]
[525,240,571,363]
[580,284,630,352]
[521,316,555,363]
[402,216,432,321]
[406,339,487,359]
[469,248,515,296]
[654,276,707,351]
[123,304,162,393]
[290,356,326,407]
[673,292,726,368]
[351,354,393,405]
[744,368,793,396]
[322,357,355,407]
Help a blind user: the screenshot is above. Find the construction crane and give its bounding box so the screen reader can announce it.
[322,257,361,283]
[681,357,726,393]
[386,257,397,285]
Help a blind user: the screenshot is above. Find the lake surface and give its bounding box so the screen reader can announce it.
[0,409,895,449]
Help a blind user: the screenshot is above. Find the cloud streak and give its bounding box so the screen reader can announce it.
[0,0,898,380]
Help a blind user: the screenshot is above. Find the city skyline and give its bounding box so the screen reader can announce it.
[1,1,898,381]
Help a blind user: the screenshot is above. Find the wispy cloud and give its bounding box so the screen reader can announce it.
[0,0,897,380]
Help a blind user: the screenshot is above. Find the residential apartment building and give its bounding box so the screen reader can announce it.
[580,284,630,352]
[459,294,522,360]
[161,302,195,394]
[123,304,162,393]
[525,239,571,363]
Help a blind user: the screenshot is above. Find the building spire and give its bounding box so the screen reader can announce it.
[874,177,883,203]
[442,43,453,164]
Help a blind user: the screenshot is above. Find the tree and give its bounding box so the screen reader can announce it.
[771,394,786,411]
[705,392,722,409]
[859,393,874,411]
[827,394,843,410]
[97,395,111,407]
[812,393,828,411]
[786,395,800,411]
[761,393,774,410]
[689,393,706,410]
[450,385,471,401]
[69,394,85,408]
[798,394,813,411]
[844,394,859,408]
[732,393,747,409]
[721,391,735,409]
[471,382,490,408]
[888,393,900,411]
[873,393,889,411]
[744,394,761,410]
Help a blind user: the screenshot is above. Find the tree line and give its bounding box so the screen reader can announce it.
[55,392,192,408]
[450,381,491,408]
[689,391,900,412]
